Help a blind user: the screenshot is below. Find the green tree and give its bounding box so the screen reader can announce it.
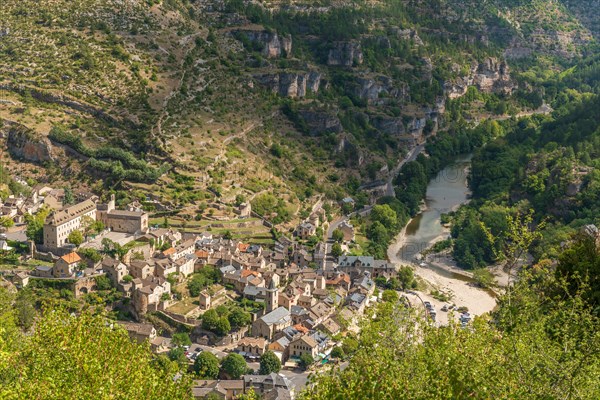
[332,228,344,243]
[202,309,219,331]
[381,290,399,302]
[331,243,343,258]
[171,332,191,347]
[0,309,192,399]
[167,347,187,367]
[24,207,50,244]
[214,317,231,336]
[299,353,314,370]
[370,204,397,230]
[472,268,495,288]
[14,289,35,330]
[228,308,251,330]
[194,351,220,379]
[94,275,112,291]
[220,353,247,379]
[397,266,415,289]
[63,187,74,205]
[330,346,345,359]
[68,230,84,246]
[259,350,281,374]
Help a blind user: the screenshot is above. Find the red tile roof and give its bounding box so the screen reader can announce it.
[60,252,81,264]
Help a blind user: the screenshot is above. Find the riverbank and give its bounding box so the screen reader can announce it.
[387,156,498,324]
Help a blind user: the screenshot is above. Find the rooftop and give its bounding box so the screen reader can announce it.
[260,307,291,326]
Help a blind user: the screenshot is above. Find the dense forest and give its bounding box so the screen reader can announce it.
[448,53,600,269]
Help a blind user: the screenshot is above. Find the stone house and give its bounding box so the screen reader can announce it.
[337,220,355,242]
[53,252,82,278]
[236,337,267,357]
[102,257,129,286]
[296,223,316,240]
[268,336,291,362]
[192,380,244,400]
[252,307,292,340]
[235,202,252,218]
[289,335,318,360]
[43,199,97,249]
[96,195,148,234]
[118,322,157,343]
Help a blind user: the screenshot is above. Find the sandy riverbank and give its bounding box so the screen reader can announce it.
[388,222,499,325]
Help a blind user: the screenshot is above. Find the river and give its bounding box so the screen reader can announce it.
[399,154,472,263]
[388,154,498,321]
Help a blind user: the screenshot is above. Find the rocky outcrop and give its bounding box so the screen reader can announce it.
[254,71,323,98]
[327,42,363,66]
[445,58,515,99]
[392,28,424,46]
[298,109,342,136]
[3,120,54,163]
[236,30,292,58]
[351,76,408,105]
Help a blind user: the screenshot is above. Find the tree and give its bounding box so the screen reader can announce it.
[0,216,14,228]
[94,275,112,291]
[370,204,397,230]
[220,353,247,379]
[63,187,74,205]
[214,317,231,336]
[0,309,192,399]
[228,308,251,330]
[332,228,344,243]
[331,243,343,258]
[237,388,259,400]
[259,351,281,374]
[299,353,314,370]
[381,290,399,302]
[24,207,50,244]
[472,268,495,288]
[14,289,35,330]
[202,309,219,331]
[68,230,84,247]
[397,266,415,289]
[194,351,220,379]
[172,332,191,347]
[235,194,246,206]
[223,230,233,240]
[330,346,345,359]
[167,347,187,366]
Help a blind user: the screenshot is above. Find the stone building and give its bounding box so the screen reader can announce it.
[97,195,148,234]
[43,199,97,249]
[53,252,82,278]
[252,307,292,340]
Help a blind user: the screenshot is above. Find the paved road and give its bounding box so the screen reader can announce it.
[384,143,426,197]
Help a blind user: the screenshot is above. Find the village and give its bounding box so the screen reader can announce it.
[0,184,402,400]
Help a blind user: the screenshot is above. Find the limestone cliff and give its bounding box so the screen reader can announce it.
[327,42,363,67]
[3,120,54,163]
[445,58,516,99]
[254,71,323,98]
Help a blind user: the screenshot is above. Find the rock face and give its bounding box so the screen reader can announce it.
[254,71,323,98]
[298,110,342,136]
[3,120,54,163]
[351,76,408,105]
[393,28,424,46]
[445,57,515,99]
[327,42,363,66]
[237,30,292,58]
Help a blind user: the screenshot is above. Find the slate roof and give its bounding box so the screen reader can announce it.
[260,307,291,326]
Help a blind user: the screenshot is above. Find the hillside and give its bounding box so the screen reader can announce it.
[0,0,597,226]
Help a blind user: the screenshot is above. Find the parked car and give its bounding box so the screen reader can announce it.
[441,305,448,312]
[424,301,432,309]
